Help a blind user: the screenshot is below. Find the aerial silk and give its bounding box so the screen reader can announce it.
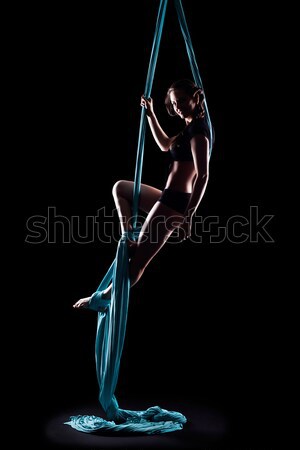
[65,0,212,435]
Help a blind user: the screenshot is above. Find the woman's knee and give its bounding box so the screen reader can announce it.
[112,180,132,200]
[112,180,124,198]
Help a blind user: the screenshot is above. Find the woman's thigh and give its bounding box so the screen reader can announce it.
[113,180,162,214]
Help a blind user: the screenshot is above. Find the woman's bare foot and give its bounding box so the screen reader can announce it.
[73,296,91,308]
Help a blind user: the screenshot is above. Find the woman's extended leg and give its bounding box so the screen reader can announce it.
[129,201,184,287]
[73,201,183,307]
[98,201,183,295]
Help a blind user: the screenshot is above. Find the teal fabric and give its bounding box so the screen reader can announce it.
[65,0,212,435]
[174,0,213,155]
[132,0,169,224]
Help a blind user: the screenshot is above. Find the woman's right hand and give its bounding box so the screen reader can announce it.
[141,95,154,117]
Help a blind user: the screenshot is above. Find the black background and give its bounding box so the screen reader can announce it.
[21,1,283,448]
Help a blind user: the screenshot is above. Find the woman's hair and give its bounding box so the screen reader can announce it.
[165,79,205,118]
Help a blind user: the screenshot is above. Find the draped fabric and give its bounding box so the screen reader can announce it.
[174,0,213,154]
[65,232,186,433]
[65,0,212,435]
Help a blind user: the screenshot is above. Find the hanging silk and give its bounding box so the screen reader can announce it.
[65,0,212,435]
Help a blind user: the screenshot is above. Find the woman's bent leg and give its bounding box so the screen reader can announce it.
[73,181,163,307]
[112,180,162,234]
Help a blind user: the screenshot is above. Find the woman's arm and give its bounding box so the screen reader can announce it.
[183,134,210,238]
[141,96,174,152]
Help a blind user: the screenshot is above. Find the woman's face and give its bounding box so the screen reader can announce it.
[170,89,197,119]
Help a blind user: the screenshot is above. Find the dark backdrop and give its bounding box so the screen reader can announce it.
[21,1,282,448]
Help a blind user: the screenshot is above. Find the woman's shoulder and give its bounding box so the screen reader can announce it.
[186,117,210,140]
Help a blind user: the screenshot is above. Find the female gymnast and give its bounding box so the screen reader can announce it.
[74,79,212,308]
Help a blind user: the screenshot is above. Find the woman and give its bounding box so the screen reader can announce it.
[74,79,212,308]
